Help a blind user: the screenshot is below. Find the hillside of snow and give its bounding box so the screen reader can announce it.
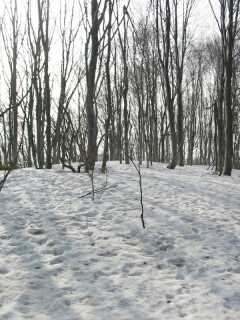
[0,162,240,320]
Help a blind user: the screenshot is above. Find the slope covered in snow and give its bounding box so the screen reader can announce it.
[0,162,240,320]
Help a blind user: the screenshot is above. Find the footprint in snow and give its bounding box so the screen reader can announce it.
[192,227,200,234]
[181,217,194,223]
[49,256,64,265]
[47,240,57,247]
[17,294,31,306]
[0,266,9,275]
[43,247,64,256]
[31,237,47,246]
[121,262,135,273]
[224,292,240,310]
[69,221,87,230]
[97,250,118,257]
[0,234,11,240]
[28,227,45,236]
[167,257,186,268]
[70,215,84,222]
[183,234,198,240]
[159,244,174,251]
[86,210,98,217]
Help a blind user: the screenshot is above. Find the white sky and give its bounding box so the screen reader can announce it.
[192,0,219,39]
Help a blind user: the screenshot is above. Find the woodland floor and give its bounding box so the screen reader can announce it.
[0,162,240,320]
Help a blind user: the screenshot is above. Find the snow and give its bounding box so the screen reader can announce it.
[0,162,240,320]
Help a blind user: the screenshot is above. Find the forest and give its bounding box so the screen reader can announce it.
[0,0,239,180]
[0,1,240,320]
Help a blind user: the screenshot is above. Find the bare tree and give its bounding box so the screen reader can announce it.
[155,0,177,169]
[37,0,52,169]
[53,0,82,164]
[1,0,20,167]
[209,0,240,175]
[84,0,108,171]
[102,0,114,173]
[173,0,195,166]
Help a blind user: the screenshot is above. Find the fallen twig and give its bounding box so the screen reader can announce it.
[62,162,77,172]
[78,183,116,199]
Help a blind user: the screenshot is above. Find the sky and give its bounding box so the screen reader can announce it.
[191,0,219,38]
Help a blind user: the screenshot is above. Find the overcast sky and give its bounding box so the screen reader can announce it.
[190,0,219,38]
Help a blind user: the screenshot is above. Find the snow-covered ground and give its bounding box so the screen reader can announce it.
[0,162,240,320]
